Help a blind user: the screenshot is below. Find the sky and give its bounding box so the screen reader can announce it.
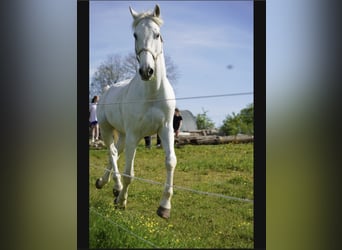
[90,1,253,127]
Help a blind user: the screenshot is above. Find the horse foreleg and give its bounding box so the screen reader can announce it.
[95,127,123,194]
[95,142,122,190]
[111,134,125,199]
[157,128,177,219]
[115,137,137,209]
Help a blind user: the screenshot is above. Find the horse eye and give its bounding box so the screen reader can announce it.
[133,33,137,40]
[155,33,160,39]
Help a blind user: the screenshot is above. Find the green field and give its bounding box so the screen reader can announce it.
[89,142,254,248]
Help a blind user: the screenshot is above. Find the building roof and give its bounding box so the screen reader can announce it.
[179,110,197,132]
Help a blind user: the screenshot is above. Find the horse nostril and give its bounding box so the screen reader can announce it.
[139,67,153,79]
[148,68,154,76]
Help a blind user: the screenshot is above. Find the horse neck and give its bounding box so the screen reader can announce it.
[144,52,167,97]
[155,52,166,83]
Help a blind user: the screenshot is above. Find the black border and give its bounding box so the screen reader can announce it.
[78,1,266,249]
[77,1,89,249]
[253,1,266,249]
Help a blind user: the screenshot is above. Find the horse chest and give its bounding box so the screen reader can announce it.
[126,105,166,134]
[146,106,165,121]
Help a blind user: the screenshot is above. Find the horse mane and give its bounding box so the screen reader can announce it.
[132,11,163,29]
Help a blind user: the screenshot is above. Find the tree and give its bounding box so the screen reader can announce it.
[220,112,241,135]
[239,103,254,134]
[90,53,179,98]
[220,103,254,135]
[90,54,126,98]
[164,54,180,84]
[121,53,139,79]
[196,109,215,129]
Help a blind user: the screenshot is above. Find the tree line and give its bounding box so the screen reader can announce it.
[196,103,254,136]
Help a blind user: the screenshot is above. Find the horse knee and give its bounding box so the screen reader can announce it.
[165,155,177,171]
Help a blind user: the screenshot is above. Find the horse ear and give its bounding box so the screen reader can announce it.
[129,6,138,19]
[154,4,160,17]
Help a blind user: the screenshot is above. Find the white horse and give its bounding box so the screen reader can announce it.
[95,5,177,219]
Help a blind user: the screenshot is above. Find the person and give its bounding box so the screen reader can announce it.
[156,108,183,147]
[156,135,161,147]
[144,136,152,149]
[173,108,183,137]
[89,95,99,143]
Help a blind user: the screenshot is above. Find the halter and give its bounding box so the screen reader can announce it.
[135,34,163,63]
[135,47,163,62]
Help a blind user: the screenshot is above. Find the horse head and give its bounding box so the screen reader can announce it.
[130,5,164,81]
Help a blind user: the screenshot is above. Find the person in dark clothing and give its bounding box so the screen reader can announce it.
[156,135,162,147]
[144,136,152,149]
[173,108,183,137]
[155,108,183,147]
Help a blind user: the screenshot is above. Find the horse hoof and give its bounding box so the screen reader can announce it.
[114,201,126,210]
[95,178,103,189]
[157,206,170,219]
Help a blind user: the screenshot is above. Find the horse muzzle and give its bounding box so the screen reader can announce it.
[139,66,154,81]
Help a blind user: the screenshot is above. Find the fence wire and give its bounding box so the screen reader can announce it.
[97,168,253,203]
[91,91,253,106]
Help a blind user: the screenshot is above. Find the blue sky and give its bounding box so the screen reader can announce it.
[90,1,253,127]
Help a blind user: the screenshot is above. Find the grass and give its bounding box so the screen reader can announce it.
[89,141,254,248]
